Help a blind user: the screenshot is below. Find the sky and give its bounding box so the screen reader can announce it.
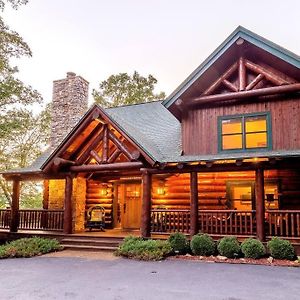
[3,0,300,107]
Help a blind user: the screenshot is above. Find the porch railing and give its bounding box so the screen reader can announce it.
[199,210,256,236]
[0,209,11,229]
[18,209,64,231]
[151,209,190,234]
[266,210,300,238]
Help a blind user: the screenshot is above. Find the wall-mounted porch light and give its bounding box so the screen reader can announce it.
[99,184,109,196]
[156,180,166,195]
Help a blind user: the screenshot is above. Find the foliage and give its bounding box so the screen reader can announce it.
[267,237,295,260]
[115,236,172,261]
[217,236,241,258]
[0,1,48,209]
[168,232,189,254]
[0,237,63,258]
[190,234,215,256]
[241,238,266,259]
[93,71,165,108]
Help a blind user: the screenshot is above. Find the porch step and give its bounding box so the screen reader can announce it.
[62,244,117,252]
[60,236,123,252]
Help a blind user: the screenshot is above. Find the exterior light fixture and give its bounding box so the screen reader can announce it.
[100,184,109,196]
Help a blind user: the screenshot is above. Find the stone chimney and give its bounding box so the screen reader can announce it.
[50,72,89,149]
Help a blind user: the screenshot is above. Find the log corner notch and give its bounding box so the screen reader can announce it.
[141,169,152,238]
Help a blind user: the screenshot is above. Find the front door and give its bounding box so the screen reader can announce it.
[117,183,141,229]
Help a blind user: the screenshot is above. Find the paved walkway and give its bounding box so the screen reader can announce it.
[0,251,299,300]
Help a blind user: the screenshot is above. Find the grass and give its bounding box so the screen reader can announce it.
[0,237,63,258]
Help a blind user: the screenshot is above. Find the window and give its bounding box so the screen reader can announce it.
[219,113,271,152]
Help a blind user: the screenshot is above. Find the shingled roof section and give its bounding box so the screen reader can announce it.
[105,101,182,162]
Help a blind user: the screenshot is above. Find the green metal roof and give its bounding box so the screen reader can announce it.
[162,26,300,108]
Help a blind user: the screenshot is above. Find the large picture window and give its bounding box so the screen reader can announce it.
[219,112,271,152]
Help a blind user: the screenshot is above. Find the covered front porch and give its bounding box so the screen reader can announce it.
[1,164,300,245]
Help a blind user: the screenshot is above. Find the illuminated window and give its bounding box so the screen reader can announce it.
[219,113,271,152]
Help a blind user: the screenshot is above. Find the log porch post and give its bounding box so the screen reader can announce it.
[63,175,73,234]
[255,167,265,241]
[141,170,152,238]
[190,172,199,236]
[10,179,20,232]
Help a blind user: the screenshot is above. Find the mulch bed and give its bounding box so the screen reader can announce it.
[168,254,300,267]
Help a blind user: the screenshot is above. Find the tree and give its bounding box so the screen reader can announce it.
[93,71,165,108]
[0,0,48,208]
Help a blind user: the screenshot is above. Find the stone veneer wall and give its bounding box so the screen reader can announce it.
[48,177,87,233]
[50,72,89,149]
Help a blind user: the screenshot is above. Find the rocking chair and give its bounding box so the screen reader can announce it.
[86,205,106,231]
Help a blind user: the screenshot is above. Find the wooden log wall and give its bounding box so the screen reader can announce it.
[85,180,113,227]
[152,169,300,210]
[182,97,300,155]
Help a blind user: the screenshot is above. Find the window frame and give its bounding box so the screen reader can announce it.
[218,112,272,153]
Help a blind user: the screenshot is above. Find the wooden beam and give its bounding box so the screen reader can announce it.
[43,108,102,172]
[190,172,199,236]
[245,59,291,86]
[90,150,102,164]
[102,124,108,163]
[246,74,264,91]
[189,83,300,107]
[108,131,140,161]
[70,161,143,173]
[108,149,122,163]
[76,130,104,165]
[203,62,238,96]
[255,167,265,241]
[141,170,152,238]
[53,158,76,167]
[222,79,238,92]
[239,57,246,91]
[63,175,73,234]
[10,179,20,232]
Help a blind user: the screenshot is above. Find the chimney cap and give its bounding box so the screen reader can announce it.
[67,72,76,78]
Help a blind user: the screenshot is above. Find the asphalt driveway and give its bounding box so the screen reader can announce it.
[0,253,299,300]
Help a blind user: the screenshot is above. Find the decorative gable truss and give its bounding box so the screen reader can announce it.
[203,57,296,96]
[43,106,151,174]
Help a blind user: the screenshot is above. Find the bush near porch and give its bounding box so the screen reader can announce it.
[116,233,297,262]
[0,237,63,258]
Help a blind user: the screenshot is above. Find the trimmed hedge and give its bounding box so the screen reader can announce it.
[241,238,266,259]
[0,237,63,258]
[116,236,172,261]
[217,236,240,258]
[168,232,189,254]
[190,234,215,256]
[267,237,295,260]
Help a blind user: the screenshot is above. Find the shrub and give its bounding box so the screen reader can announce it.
[168,232,189,254]
[241,238,265,259]
[190,234,215,256]
[0,237,63,259]
[116,236,172,261]
[267,237,295,260]
[217,236,240,258]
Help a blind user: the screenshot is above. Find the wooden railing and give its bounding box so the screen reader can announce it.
[19,209,64,231]
[199,210,256,236]
[266,210,300,238]
[0,209,11,229]
[151,209,190,234]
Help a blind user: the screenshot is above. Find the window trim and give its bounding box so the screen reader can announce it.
[218,112,272,153]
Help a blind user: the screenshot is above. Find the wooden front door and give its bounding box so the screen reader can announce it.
[117,183,141,229]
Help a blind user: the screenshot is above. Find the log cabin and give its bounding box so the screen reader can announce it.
[1,26,300,246]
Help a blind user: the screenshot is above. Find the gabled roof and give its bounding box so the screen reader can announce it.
[163,26,300,108]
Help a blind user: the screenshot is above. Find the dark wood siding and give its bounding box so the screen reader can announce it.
[182,97,300,155]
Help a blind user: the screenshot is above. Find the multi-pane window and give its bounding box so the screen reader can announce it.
[219,113,271,151]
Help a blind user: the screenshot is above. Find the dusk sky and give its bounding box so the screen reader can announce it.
[3,0,300,107]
